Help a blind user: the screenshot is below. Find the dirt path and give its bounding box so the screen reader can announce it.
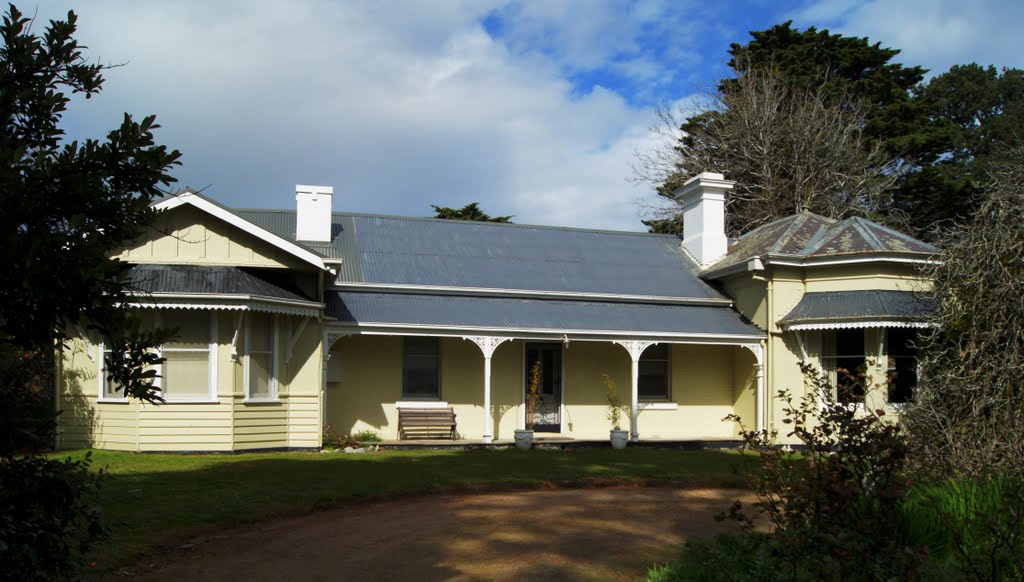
[128,487,751,581]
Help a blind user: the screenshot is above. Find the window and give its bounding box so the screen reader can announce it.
[98,344,125,401]
[402,337,440,400]
[246,313,277,401]
[822,329,866,404]
[161,310,214,401]
[638,344,670,401]
[887,328,918,404]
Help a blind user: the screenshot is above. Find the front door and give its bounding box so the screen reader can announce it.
[525,343,562,433]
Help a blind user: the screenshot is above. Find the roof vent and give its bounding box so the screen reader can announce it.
[674,172,734,268]
[295,184,333,243]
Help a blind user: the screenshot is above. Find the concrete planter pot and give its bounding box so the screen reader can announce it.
[610,429,630,450]
[514,429,534,450]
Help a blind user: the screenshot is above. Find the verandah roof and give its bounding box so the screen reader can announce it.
[325,291,764,340]
[779,290,934,330]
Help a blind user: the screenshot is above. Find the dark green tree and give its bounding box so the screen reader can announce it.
[431,202,513,223]
[0,5,179,577]
[892,64,1024,238]
[637,22,924,236]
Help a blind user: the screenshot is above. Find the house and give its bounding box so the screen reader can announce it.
[55,173,936,451]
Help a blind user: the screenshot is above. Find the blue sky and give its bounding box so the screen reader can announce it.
[22,0,1024,231]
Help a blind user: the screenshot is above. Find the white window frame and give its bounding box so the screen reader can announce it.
[97,342,128,403]
[820,329,867,408]
[244,312,279,403]
[158,312,218,404]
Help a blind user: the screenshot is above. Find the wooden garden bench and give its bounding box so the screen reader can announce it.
[398,407,457,440]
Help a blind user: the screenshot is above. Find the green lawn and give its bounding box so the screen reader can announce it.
[56,447,752,570]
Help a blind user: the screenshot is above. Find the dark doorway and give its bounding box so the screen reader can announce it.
[525,343,562,433]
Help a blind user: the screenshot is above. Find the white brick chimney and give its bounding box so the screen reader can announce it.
[295,184,333,242]
[674,172,734,268]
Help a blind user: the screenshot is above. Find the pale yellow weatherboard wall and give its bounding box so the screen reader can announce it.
[326,337,755,441]
[117,205,305,270]
[720,262,931,444]
[58,310,323,452]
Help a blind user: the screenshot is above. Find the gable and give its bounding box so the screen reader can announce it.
[118,204,318,270]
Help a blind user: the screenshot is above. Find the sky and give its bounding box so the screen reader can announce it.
[22,0,1024,231]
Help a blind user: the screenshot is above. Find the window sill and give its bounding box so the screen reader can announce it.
[243,399,282,405]
[162,399,220,405]
[395,400,449,408]
[97,398,129,404]
[638,402,678,411]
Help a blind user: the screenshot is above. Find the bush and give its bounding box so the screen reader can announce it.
[899,475,1024,580]
[652,366,927,581]
[0,453,107,580]
[352,430,382,443]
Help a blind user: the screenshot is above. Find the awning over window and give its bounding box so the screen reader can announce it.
[124,264,322,316]
[779,290,933,331]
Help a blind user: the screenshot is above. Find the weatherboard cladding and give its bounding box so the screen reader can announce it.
[327,291,762,338]
[126,264,312,302]
[238,208,723,299]
[779,290,933,325]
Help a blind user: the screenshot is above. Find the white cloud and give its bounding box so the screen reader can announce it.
[24,0,670,231]
[790,0,1024,76]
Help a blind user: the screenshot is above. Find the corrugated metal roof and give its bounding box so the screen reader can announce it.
[327,291,763,338]
[237,209,722,299]
[707,211,938,275]
[345,215,719,298]
[127,264,313,302]
[779,290,933,325]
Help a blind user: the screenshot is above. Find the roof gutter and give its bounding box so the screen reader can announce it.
[329,282,734,307]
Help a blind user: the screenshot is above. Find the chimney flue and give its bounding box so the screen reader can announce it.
[295,184,333,242]
[674,172,734,268]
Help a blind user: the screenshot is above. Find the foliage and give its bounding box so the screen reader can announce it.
[352,429,382,443]
[524,360,542,430]
[899,474,1024,580]
[639,66,895,236]
[713,365,925,580]
[0,453,107,580]
[902,149,1024,479]
[892,65,1024,239]
[635,21,920,236]
[602,373,628,431]
[0,6,178,577]
[321,423,361,449]
[431,202,513,223]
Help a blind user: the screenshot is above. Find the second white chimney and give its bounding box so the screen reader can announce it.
[295,184,333,242]
[674,172,734,268]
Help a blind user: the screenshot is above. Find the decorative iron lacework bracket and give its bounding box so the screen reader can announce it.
[324,331,356,361]
[740,342,764,367]
[229,312,244,362]
[612,340,656,361]
[463,336,512,358]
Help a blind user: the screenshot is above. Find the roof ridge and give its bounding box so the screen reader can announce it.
[238,207,678,239]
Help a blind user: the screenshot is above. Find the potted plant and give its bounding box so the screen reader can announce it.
[515,361,542,450]
[604,374,630,449]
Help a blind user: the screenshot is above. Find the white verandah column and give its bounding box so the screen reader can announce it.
[464,336,512,443]
[740,343,766,433]
[612,340,655,442]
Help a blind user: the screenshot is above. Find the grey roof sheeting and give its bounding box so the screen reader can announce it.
[779,290,934,326]
[235,208,723,300]
[327,291,763,338]
[707,211,938,275]
[127,264,313,302]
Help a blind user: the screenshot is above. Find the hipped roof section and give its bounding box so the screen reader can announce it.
[705,211,938,277]
[237,209,727,300]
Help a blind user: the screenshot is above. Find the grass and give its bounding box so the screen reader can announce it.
[52,447,752,571]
